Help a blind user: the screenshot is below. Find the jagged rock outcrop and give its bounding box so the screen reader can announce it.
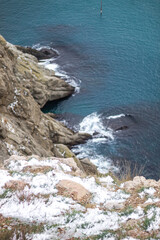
[0,35,91,164]
[80,157,98,175]
[16,45,59,60]
[4,38,74,108]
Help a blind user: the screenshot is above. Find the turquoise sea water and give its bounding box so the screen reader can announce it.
[1,0,160,178]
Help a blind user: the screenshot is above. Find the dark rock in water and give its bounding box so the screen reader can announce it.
[103,112,136,132]
[125,114,137,123]
[38,48,59,59]
[93,131,99,136]
[16,46,59,60]
[115,126,128,131]
[125,114,132,117]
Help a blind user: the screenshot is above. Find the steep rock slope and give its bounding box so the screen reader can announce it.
[0,35,91,164]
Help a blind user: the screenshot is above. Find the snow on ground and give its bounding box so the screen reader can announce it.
[0,155,160,239]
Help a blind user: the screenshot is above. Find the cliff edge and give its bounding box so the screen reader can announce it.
[0,35,91,165]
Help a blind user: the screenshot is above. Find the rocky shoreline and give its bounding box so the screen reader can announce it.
[0,35,91,166]
[0,36,160,239]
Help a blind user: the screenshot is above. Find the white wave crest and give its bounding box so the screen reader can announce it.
[106,113,125,120]
[32,43,59,54]
[39,58,81,93]
[72,113,118,174]
[79,112,114,140]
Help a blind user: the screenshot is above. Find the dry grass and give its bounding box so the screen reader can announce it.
[0,214,44,240]
[114,159,145,183]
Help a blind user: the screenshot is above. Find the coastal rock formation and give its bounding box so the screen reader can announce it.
[7,39,74,108]
[0,35,91,164]
[16,45,59,60]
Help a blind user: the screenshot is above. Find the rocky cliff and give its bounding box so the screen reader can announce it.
[0,35,91,165]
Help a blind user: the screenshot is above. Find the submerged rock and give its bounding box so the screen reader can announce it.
[115,125,129,131]
[16,46,59,60]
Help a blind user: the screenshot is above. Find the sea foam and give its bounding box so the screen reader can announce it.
[33,44,81,93]
[79,112,114,140]
[106,113,126,120]
[72,112,117,173]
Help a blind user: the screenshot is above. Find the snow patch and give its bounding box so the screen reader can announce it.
[5,143,19,155]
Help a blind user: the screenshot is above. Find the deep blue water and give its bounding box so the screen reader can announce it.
[1,0,160,179]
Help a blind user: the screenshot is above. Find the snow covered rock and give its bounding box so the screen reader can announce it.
[56,179,91,204]
[4,180,28,191]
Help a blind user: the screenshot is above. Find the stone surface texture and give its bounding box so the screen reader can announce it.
[56,179,91,204]
[0,35,91,164]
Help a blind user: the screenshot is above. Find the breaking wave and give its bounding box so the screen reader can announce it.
[33,43,81,93]
[79,112,114,141]
[72,141,118,174]
[72,112,118,173]
[106,113,126,120]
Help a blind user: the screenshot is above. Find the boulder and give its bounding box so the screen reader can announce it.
[105,201,124,210]
[4,180,28,191]
[52,144,85,172]
[23,165,53,174]
[122,176,159,192]
[56,179,91,204]
[80,158,98,175]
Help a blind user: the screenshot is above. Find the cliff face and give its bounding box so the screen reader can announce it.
[4,38,74,108]
[0,35,91,164]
